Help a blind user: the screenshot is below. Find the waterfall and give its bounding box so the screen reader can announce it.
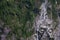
[34,0,53,40]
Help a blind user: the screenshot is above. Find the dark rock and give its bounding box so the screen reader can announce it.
[7,2,11,6]
[33,8,40,14]
[57,9,60,17]
[0,27,4,34]
[40,0,45,3]
[49,38,54,40]
[58,13,60,17]
[25,1,32,9]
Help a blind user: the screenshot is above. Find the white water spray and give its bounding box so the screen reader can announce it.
[34,0,53,40]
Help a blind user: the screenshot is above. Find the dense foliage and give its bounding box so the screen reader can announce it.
[0,0,36,39]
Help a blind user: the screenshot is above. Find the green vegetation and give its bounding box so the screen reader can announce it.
[51,0,58,21]
[0,0,35,39]
[48,0,58,21]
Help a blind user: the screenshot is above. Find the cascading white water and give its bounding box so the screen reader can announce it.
[34,0,53,40]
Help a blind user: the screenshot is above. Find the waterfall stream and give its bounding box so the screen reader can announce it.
[34,0,53,40]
